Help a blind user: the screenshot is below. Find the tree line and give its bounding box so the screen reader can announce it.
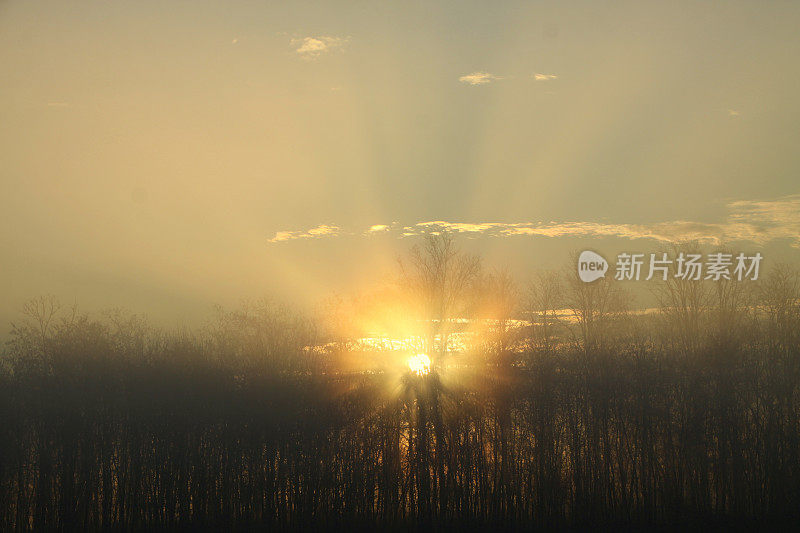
[1,237,799,530]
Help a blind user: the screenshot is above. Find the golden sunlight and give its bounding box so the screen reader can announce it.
[407,353,431,376]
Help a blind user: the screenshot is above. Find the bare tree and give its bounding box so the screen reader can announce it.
[398,234,481,366]
[563,253,628,351]
[21,295,61,346]
[755,263,800,351]
[473,268,520,365]
[528,270,564,352]
[651,243,711,353]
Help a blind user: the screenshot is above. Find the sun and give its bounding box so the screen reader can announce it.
[407,353,431,376]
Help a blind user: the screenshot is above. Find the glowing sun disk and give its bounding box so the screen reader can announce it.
[408,353,431,376]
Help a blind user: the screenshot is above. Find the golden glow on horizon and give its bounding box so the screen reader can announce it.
[407,354,431,376]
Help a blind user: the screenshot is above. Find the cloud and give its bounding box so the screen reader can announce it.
[728,109,740,117]
[533,73,558,81]
[724,195,800,244]
[268,195,800,247]
[459,72,502,85]
[291,36,348,60]
[46,102,70,108]
[231,38,239,45]
[268,224,341,243]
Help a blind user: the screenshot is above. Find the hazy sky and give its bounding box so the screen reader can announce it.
[2,0,800,328]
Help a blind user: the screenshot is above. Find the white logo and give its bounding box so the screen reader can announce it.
[578,250,608,282]
[612,251,762,281]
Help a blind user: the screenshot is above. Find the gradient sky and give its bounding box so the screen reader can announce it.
[2,0,800,328]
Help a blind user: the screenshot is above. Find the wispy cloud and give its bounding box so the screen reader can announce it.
[459,72,502,85]
[725,196,800,244]
[291,36,348,60]
[533,73,558,81]
[269,195,800,247]
[401,220,728,243]
[269,224,341,243]
[728,109,740,117]
[46,102,70,108]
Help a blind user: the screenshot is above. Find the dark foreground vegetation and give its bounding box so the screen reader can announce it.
[2,239,800,531]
